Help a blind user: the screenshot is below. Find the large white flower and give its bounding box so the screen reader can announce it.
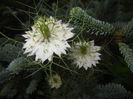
[69,41,101,70]
[23,16,74,62]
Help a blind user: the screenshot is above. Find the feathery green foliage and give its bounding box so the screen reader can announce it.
[69,7,115,35]
[119,43,133,73]
[122,18,133,37]
[26,79,38,94]
[0,82,13,96]
[78,95,91,99]
[7,57,30,74]
[93,83,133,99]
[0,70,12,84]
[0,43,22,62]
[0,64,4,72]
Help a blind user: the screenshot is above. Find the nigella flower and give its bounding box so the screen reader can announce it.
[23,16,74,62]
[48,74,62,89]
[69,41,101,70]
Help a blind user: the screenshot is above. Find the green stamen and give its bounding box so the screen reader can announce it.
[80,45,88,55]
[40,24,51,38]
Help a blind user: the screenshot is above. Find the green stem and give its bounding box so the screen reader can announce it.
[0,32,23,44]
[52,62,79,74]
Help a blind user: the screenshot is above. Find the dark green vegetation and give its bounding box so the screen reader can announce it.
[0,0,133,99]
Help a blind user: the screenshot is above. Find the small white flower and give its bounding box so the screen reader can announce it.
[23,16,74,62]
[48,74,62,89]
[69,41,101,70]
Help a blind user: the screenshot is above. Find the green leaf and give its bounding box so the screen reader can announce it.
[122,18,133,37]
[93,83,133,99]
[26,79,38,94]
[0,44,22,62]
[119,43,133,73]
[69,7,115,35]
[0,83,13,96]
[7,57,29,74]
[0,70,12,84]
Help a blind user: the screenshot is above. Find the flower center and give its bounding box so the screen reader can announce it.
[80,45,88,55]
[53,77,59,83]
[40,24,51,39]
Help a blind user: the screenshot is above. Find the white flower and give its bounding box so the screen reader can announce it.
[23,16,74,62]
[48,74,62,89]
[69,41,101,70]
